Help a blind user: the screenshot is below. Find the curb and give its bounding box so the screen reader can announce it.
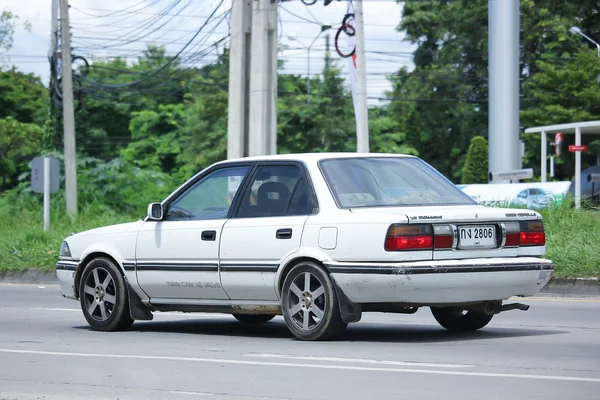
[1,270,598,297]
[539,277,600,297]
[0,269,59,284]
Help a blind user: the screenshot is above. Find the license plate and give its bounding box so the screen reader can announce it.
[458,225,496,249]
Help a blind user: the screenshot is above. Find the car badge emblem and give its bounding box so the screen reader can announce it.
[475,214,479,218]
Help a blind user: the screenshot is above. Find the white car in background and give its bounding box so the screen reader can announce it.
[56,153,554,341]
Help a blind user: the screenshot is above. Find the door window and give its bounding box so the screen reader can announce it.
[237,165,308,218]
[165,166,250,221]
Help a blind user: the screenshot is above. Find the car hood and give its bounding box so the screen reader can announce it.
[69,220,145,240]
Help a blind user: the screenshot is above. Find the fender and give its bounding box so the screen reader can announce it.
[274,247,333,299]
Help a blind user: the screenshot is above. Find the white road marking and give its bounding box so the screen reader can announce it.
[1,348,599,383]
[170,390,211,396]
[245,354,475,368]
[32,308,80,312]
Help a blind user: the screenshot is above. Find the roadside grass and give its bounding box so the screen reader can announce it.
[539,205,600,278]
[0,198,137,271]
[0,197,598,277]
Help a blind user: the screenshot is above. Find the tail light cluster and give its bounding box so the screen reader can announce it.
[384,220,545,251]
[505,221,546,247]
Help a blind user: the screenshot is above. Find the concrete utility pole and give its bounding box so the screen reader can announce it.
[354,0,370,153]
[50,0,59,61]
[59,0,78,214]
[248,0,278,157]
[226,0,252,159]
[488,0,521,182]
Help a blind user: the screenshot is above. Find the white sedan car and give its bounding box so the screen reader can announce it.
[56,153,554,341]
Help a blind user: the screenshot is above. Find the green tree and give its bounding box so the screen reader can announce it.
[461,136,488,184]
[0,68,47,125]
[0,117,44,190]
[392,0,600,180]
[0,10,31,52]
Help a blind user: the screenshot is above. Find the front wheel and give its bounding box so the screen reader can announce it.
[281,262,347,341]
[232,314,275,324]
[430,307,493,332]
[79,257,134,331]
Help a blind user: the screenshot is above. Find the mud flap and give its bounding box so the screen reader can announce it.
[124,276,153,321]
[332,278,362,323]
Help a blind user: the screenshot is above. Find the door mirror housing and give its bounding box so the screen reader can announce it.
[147,203,164,220]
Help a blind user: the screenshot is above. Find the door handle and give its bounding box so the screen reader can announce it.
[201,230,217,241]
[276,228,293,239]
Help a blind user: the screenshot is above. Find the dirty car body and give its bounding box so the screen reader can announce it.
[57,153,554,340]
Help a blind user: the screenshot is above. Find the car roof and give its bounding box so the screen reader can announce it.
[221,152,416,164]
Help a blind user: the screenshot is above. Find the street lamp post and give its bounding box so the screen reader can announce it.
[570,26,600,83]
[288,25,331,103]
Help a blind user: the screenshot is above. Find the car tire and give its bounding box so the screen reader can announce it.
[79,257,134,331]
[430,307,493,332]
[281,262,347,341]
[232,314,276,324]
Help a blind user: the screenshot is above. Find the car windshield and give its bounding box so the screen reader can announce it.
[319,157,476,208]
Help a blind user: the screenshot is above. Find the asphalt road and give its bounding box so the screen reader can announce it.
[1,284,599,400]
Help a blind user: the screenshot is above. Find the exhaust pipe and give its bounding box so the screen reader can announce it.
[482,301,530,315]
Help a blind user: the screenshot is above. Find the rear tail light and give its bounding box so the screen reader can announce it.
[385,224,455,251]
[385,224,433,251]
[433,225,454,249]
[519,220,546,246]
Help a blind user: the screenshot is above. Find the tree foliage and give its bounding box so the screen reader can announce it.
[462,136,488,184]
[0,117,44,190]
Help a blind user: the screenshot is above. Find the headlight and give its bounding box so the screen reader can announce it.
[59,241,72,258]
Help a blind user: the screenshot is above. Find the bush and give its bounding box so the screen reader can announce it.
[462,136,488,184]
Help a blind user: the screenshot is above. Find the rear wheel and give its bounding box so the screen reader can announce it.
[232,314,275,324]
[281,262,347,341]
[430,307,493,332]
[79,257,133,331]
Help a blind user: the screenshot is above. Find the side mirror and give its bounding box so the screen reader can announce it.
[147,203,164,220]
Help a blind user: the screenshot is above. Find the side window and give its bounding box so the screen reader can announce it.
[518,190,527,199]
[165,166,250,221]
[237,165,307,218]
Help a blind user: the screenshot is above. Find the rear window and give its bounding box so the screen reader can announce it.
[319,157,476,208]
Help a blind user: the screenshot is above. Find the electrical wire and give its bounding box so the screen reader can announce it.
[77,0,227,90]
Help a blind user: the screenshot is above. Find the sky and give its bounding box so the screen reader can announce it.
[3,0,416,102]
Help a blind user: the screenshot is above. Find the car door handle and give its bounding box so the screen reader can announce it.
[276,228,293,239]
[201,230,217,241]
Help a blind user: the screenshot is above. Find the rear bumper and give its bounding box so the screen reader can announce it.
[56,260,79,300]
[327,257,554,304]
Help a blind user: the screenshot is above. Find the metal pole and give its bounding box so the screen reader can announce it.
[488,0,520,182]
[575,127,582,208]
[540,131,547,182]
[226,0,252,159]
[307,47,311,103]
[354,0,369,153]
[59,0,77,215]
[248,0,277,157]
[50,0,58,57]
[550,155,554,179]
[43,157,50,231]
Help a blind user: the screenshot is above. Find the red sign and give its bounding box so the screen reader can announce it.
[568,145,589,152]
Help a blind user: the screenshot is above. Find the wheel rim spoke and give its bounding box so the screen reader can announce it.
[92,269,100,287]
[288,302,302,317]
[102,274,113,290]
[84,285,95,296]
[104,293,116,305]
[87,300,98,316]
[99,302,107,320]
[303,272,310,292]
[311,304,324,319]
[290,283,303,298]
[312,286,324,300]
[302,309,310,330]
